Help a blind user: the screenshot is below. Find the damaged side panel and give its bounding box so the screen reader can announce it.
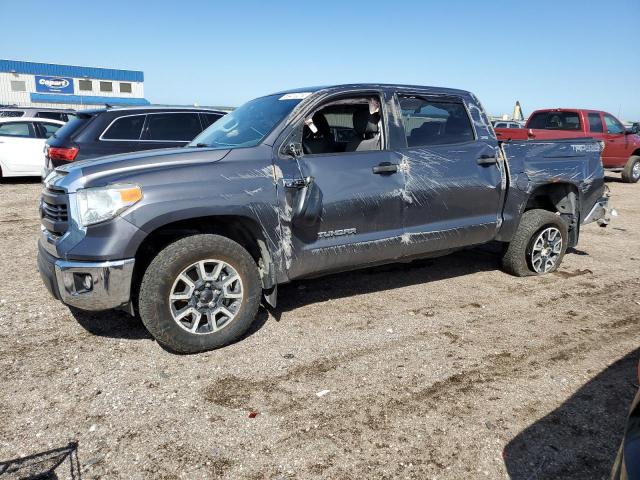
[389,90,506,256]
[123,146,284,287]
[497,139,605,241]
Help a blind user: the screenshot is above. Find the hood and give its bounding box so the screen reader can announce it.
[49,146,231,193]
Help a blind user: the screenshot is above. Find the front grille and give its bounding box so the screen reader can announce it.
[42,201,68,222]
[40,187,69,235]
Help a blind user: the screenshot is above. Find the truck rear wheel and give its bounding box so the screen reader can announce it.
[621,155,640,183]
[501,209,568,277]
[138,234,262,353]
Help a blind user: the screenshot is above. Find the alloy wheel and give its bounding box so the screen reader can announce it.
[169,259,243,334]
[529,227,563,273]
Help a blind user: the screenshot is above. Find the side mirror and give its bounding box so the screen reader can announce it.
[292,177,322,227]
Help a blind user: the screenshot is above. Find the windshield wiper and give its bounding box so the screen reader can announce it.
[191,143,210,148]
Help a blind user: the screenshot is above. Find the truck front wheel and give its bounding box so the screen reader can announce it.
[501,209,568,277]
[621,155,640,183]
[138,234,262,353]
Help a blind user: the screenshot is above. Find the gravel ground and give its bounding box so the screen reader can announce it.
[0,176,638,479]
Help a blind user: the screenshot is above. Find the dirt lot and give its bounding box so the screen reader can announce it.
[0,176,639,479]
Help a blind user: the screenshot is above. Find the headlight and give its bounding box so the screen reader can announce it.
[76,184,143,226]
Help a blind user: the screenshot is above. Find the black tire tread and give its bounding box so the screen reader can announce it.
[138,234,261,353]
[621,155,640,183]
[502,209,568,277]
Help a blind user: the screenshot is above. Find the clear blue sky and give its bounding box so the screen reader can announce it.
[2,0,639,120]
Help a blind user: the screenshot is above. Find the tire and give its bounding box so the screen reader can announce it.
[621,155,640,183]
[138,234,261,353]
[501,209,568,277]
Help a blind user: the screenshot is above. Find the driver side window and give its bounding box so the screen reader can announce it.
[604,114,625,135]
[300,96,383,155]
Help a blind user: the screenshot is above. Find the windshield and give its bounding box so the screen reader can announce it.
[189,93,306,149]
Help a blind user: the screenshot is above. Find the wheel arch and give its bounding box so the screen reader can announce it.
[523,182,580,247]
[131,214,277,312]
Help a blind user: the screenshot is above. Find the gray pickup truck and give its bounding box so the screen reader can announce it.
[38,84,611,353]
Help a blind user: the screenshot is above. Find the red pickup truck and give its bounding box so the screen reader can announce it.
[495,109,640,183]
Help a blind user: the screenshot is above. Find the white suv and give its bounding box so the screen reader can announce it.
[0,117,64,178]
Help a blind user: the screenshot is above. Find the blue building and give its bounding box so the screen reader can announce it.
[0,59,150,110]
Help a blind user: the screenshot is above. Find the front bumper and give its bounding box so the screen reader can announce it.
[38,242,134,311]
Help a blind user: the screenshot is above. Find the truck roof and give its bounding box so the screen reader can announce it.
[273,83,474,99]
[531,108,613,115]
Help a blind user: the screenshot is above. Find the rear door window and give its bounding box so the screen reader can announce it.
[102,115,146,140]
[528,111,581,130]
[587,113,604,133]
[399,96,474,146]
[0,122,35,138]
[145,113,202,141]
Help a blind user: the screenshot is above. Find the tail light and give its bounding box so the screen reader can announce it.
[47,146,79,162]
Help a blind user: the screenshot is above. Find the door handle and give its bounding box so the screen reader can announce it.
[477,154,497,165]
[372,162,398,174]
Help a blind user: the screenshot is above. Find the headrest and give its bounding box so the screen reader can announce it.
[445,116,469,135]
[353,110,380,135]
[311,112,330,135]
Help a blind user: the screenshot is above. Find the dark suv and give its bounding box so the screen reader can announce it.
[44,106,226,171]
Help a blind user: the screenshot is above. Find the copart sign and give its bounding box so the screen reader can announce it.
[35,75,74,94]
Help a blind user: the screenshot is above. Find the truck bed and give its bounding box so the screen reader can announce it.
[497,137,605,241]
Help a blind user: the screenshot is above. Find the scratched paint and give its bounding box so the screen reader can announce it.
[45,84,608,296]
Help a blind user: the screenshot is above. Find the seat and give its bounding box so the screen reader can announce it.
[345,110,381,152]
[302,112,335,155]
[407,121,440,147]
[439,115,472,143]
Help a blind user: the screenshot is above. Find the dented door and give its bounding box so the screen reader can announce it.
[394,93,505,256]
[275,148,405,280]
